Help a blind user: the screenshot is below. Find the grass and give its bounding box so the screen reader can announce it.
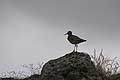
[0,62,43,79]
[91,49,120,78]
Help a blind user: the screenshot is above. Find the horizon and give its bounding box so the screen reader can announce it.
[0,0,120,74]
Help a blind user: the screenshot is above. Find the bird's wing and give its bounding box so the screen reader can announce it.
[72,35,86,43]
[68,35,81,44]
[72,35,81,41]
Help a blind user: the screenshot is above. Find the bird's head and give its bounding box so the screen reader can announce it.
[64,31,72,36]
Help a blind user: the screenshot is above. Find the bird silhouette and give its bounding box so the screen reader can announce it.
[65,31,86,52]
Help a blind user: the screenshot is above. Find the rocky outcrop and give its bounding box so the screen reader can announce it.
[40,52,106,80]
[1,52,120,80]
[110,74,120,80]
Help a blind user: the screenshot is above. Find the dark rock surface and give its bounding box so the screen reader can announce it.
[40,52,104,80]
[110,74,120,80]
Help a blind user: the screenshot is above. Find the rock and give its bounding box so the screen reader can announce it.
[23,74,40,80]
[40,52,104,80]
[1,78,15,80]
[110,74,120,80]
[2,52,119,80]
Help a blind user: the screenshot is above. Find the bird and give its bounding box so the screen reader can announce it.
[65,31,86,52]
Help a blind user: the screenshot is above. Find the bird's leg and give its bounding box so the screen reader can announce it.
[73,45,76,52]
[76,44,78,52]
[75,44,78,52]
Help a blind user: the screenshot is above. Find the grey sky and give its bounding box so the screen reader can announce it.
[0,0,120,73]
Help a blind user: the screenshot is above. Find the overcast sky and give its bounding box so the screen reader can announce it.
[0,0,120,73]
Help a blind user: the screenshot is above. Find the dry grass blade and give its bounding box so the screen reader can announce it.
[91,49,120,77]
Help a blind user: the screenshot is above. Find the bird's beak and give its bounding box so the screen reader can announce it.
[64,33,67,35]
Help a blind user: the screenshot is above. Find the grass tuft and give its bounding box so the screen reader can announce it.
[91,49,120,77]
